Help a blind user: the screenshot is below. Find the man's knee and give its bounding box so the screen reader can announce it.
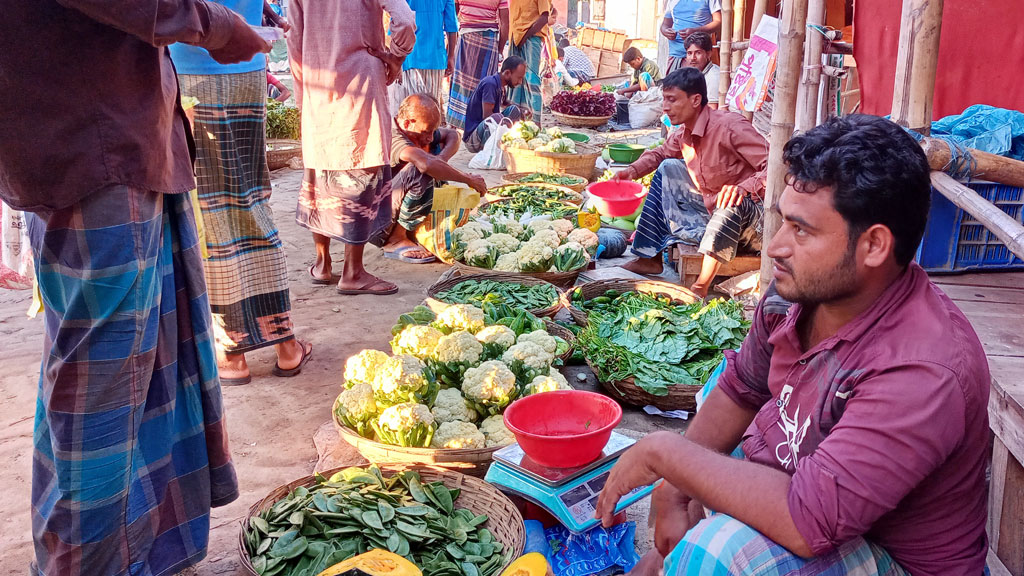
[665,515,775,575]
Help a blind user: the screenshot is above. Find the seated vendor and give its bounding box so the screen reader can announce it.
[616,47,662,98]
[558,38,595,83]
[614,67,767,297]
[596,114,991,576]
[381,94,488,263]
[683,32,720,109]
[464,56,530,153]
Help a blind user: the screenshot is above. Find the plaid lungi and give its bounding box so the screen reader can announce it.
[447,29,502,129]
[179,70,295,354]
[297,167,393,244]
[389,69,448,119]
[666,55,687,75]
[511,36,545,126]
[27,186,238,576]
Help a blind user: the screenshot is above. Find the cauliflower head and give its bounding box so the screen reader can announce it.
[487,233,521,255]
[530,229,561,250]
[493,252,520,272]
[516,241,554,273]
[550,219,575,240]
[501,341,555,384]
[429,330,484,388]
[431,388,478,424]
[343,349,390,388]
[390,324,443,359]
[476,325,516,349]
[517,329,558,355]
[434,304,486,334]
[373,402,436,447]
[371,354,437,406]
[527,371,572,395]
[553,241,590,272]
[462,360,518,416]
[491,216,525,239]
[464,238,498,268]
[527,219,555,235]
[567,228,600,254]
[334,383,378,438]
[480,414,516,447]
[430,421,486,449]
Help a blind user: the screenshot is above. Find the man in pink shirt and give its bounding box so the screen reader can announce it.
[596,115,990,576]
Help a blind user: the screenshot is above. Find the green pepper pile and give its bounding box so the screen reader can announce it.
[435,279,559,312]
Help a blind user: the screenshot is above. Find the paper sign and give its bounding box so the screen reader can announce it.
[726,15,780,112]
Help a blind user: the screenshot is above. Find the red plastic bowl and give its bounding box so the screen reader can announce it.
[586,181,648,218]
[503,390,623,468]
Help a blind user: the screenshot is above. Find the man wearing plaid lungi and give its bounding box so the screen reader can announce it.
[0,1,270,574]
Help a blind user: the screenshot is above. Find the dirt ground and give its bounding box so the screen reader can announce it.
[0,137,679,575]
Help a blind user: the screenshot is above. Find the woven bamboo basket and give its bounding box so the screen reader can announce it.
[501,172,589,193]
[453,261,582,290]
[550,111,613,128]
[562,279,700,327]
[238,464,525,576]
[483,182,584,205]
[426,272,564,318]
[585,357,703,412]
[544,318,576,364]
[266,139,301,171]
[502,142,601,180]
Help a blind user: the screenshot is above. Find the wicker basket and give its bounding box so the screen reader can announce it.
[544,318,576,364]
[562,279,700,327]
[550,111,613,128]
[586,358,702,411]
[502,172,589,193]
[503,142,601,180]
[238,464,525,576]
[266,139,301,171]
[453,261,582,290]
[483,182,584,205]
[426,272,563,318]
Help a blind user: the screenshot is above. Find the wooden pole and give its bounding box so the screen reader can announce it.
[759,0,809,293]
[795,0,825,133]
[731,0,747,75]
[890,0,944,135]
[719,0,734,110]
[750,0,768,38]
[932,172,1024,261]
[922,138,1024,189]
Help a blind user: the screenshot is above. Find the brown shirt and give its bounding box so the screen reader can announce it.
[631,106,768,213]
[0,0,238,212]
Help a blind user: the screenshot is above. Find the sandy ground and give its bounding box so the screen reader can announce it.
[0,134,679,575]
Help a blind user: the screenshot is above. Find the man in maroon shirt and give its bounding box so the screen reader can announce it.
[596,115,990,575]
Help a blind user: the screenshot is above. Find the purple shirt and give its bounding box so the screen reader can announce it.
[718,264,990,575]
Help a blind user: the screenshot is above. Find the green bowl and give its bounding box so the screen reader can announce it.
[563,132,591,143]
[606,143,647,164]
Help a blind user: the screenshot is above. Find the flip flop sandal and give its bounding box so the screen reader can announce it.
[272,340,313,377]
[383,245,436,264]
[220,374,252,386]
[336,278,399,296]
[309,264,337,285]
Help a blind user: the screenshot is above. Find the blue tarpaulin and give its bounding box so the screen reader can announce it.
[930,105,1024,161]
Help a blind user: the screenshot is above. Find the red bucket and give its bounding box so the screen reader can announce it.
[586,181,647,218]
[503,390,622,468]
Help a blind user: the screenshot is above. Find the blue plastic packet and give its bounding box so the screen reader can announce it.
[544,522,641,576]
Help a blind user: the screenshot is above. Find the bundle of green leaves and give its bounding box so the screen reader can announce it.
[266,99,301,140]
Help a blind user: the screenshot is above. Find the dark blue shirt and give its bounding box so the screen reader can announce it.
[464,73,504,141]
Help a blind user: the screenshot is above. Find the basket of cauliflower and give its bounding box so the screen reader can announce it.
[499,122,601,180]
[450,215,601,289]
[332,303,574,477]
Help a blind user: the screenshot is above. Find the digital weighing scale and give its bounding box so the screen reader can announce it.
[484,432,657,533]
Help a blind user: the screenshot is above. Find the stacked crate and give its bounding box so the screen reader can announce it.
[577,26,628,78]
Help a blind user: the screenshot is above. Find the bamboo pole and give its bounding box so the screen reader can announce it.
[759,0,809,293]
[719,0,734,110]
[890,0,944,135]
[731,0,747,74]
[795,0,825,132]
[729,40,853,55]
[750,0,768,38]
[921,138,1024,188]
[932,172,1024,261]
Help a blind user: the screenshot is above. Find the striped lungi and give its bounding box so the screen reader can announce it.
[447,29,502,129]
[390,69,448,118]
[666,55,687,75]
[27,186,238,576]
[511,36,545,126]
[297,167,393,244]
[178,70,295,354]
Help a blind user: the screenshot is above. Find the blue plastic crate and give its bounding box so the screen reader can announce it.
[916,182,1024,273]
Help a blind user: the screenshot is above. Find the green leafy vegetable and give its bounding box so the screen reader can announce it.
[435,279,559,312]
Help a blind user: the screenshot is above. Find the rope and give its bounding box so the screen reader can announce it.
[942,139,978,183]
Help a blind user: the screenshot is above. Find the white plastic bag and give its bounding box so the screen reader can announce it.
[1,201,33,290]
[468,117,510,170]
[629,86,664,128]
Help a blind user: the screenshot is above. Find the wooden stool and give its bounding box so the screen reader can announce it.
[671,244,761,287]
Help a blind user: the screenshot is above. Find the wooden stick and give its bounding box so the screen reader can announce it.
[921,138,1024,188]
[750,0,768,38]
[759,0,809,293]
[730,39,849,54]
[731,0,747,75]
[796,0,826,133]
[931,172,1024,261]
[890,0,944,135]
[719,0,734,111]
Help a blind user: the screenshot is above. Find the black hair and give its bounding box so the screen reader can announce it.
[783,114,932,266]
[502,55,526,73]
[623,47,643,62]
[557,46,565,59]
[558,38,571,49]
[661,67,707,107]
[684,31,713,52]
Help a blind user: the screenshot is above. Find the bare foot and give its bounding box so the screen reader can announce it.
[218,352,249,380]
[622,256,664,275]
[689,283,709,299]
[383,238,434,260]
[337,270,398,295]
[627,550,664,576]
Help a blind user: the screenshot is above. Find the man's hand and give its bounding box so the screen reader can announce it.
[716,185,745,209]
[278,19,291,33]
[368,47,405,86]
[208,15,272,65]
[661,28,678,41]
[465,175,488,195]
[612,167,636,182]
[446,57,455,78]
[595,433,668,527]
[652,485,699,557]
[678,27,695,40]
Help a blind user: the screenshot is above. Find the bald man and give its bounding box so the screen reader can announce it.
[381,94,489,263]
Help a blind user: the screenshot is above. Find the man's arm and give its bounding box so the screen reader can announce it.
[286,0,303,108]
[497,6,510,57]
[57,0,241,49]
[381,0,417,57]
[519,0,550,46]
[617,84,642,97]
[661,15,677,41]
[398,146,487,194]
[698,10,722,35]
[437,128,461,161]
[443,0,459,76]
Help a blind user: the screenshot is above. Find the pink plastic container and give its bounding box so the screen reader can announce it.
[586,181,647,217]
[503,390,622,468]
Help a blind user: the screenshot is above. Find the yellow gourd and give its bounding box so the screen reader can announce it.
[316,549,422,576]
[577,209,601,233]
[499,553,554,576]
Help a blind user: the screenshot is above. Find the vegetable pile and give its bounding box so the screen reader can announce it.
[510,172,587,188]
[267,99,301,140]
[501,122,577,153]
[575,291,750,396]
[451,216,600,273]
[489,183,582,205]
[551,90,615,117]
[335,303,573,450]
[242,465,510,576]
[481,195,579,221]
[435,279,560,312]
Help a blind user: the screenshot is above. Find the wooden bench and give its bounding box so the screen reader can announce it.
[671,244,761,287]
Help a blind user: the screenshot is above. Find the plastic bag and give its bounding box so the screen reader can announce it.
[629,86,663,129]
[930,104,1024,161]
[1,201,33,290]
[468,118,510,170]
[543,522,641,576]
[414,184,481,263]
